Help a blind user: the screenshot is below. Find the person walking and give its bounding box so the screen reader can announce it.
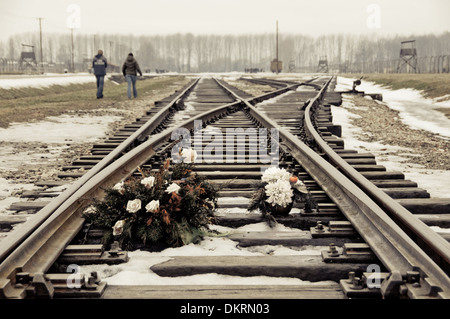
[92,49,107,99]
[122,53,143,99]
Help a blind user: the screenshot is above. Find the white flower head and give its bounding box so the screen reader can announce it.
[141,176,155,189]
[261,167,291,184]
[112,220,125,236]
[181,148,198,163]
[145,200,160,213]
[84,205,96,214]
[126,199,142,213]
[165,182,181,194]
[113,181,125,194]
[265,180,293,207]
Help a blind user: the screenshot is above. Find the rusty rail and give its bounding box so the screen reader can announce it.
[2,75,448,299]
[0,77,201,298]
[302,76,450,298]
[0,77,297,298]
[216,76,450,298]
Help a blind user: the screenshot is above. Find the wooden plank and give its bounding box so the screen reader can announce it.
[215,213,344,228]
[150,255,368,282]
[35,181,69,187]
[227,231,359,247]
[0,216,29,226]
[8,201,50,211]
[371,180,418,188]
[381,187,430,199]
[416,214,450,227]
[20,190,61,198]
[361,171,405,179]
[102,284,346,299]
[397,198,450,214]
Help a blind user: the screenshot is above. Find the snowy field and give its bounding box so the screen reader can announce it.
[0,73,95,89]
[0,73,449,286]
[336,77,450,138]
[0,113,122,215]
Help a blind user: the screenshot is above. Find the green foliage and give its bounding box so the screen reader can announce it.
[84,159,218,250]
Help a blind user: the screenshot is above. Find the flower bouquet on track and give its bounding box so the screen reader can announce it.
[247,166,318,226]
[83,149,218,250]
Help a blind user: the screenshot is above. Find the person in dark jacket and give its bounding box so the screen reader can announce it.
[122,53,143,99]
[92,49,108,99]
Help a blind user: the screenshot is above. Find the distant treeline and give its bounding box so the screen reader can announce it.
[1,31,450,72]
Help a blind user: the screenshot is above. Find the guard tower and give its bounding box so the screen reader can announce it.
[317,56,328,73]
[19,44,37,70]
[288,60,295,72]
[397,40,418,73]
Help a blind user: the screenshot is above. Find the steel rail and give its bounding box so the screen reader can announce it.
[217,76,450,298]
[0,79,295,298]
[0,77,200,265]
[303,76,450,298]
[0,104,245,298]
[3,75,447,299]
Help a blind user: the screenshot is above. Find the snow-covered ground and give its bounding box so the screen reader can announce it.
[0,73,95,89]
[336,77,450,138]
[0,112,123,215]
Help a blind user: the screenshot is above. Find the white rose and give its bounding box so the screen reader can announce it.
[145,200,160,213]
[181,148,198,163]
[84,205,96,214]
[141,176,155,189]
[112,220,125,236]
[113,181,125,194]
[126,199,142,213]
[265,180,293,207]
[261,167,291,184]
[165,183,181,194]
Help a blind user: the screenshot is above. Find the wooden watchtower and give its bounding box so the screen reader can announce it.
[19,44,37,70]
[317,56,328,73]
[397,40,418,73]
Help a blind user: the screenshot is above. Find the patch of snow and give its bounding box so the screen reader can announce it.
[336,76,450,138]
[0,178,36,214]
[0,114,122,144]
[0,112,122,216]
[0,73,95,89]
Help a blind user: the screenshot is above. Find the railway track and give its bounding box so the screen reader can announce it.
[0,74,449,299]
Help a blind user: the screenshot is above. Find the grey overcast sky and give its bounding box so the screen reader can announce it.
[0,0,449,41]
